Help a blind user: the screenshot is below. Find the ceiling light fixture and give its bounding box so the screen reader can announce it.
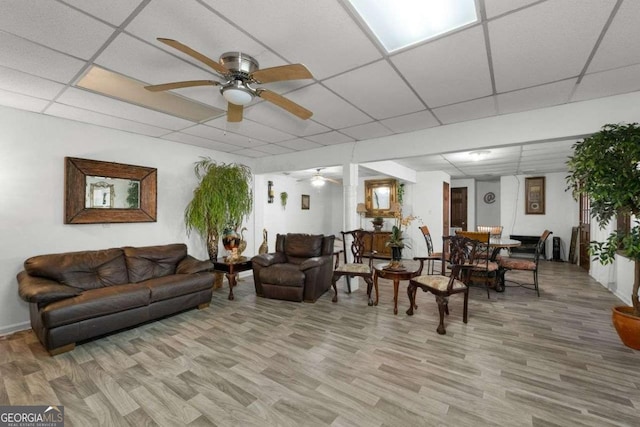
[346,0,478,52]
[311,175,325,187]
[221,80,254,106]
[469,150,491,161]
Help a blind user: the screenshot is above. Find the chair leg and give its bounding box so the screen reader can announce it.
[331,275,339,303]
[534,270,540,297]
[444,302,449,315]
[406,284,416,316]
[435,295,447,335]
[346,276,352,293]
[463,289,469,323]
[365,277,375,306]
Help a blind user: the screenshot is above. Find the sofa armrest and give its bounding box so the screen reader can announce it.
[17,271,81,304]
[176,255,213,274]
[252,252,287,268]
[299,256,331,271]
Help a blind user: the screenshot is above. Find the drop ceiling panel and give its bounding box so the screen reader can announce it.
[206,118,295,143]
[181,124,254,148]
[63,0,145,26]
[232,148,269,158]
[573,64,640,102]
[202,0,382,79]
[125,0,283,71]
[276,139,324,151]
[340,121,393,140]
[323,60,424,119]
[56,87,194,130]
[490,0,617,92]
[521,140,576,151]
[253,144,295,155]
[588,0,640,73]
[432,96,496,124]
[497,79,576,115]
[0,32,86,83]
[0,0,115,59]
[484,0,540,19]
[244,101,330,136]
[46,103,169,137]
[392,26,492,108]
[0,89,49,112]
[283,84,371,129]
[380,110,440,133]
[305,131,355,145]
[160,132,239,152]
[0,66,65,100]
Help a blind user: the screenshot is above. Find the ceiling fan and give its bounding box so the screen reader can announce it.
[144,38,314,122]
[298,169,340,187]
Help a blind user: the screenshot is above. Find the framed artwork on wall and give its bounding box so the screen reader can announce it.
[301,194,310,210]
[525,176,545,214]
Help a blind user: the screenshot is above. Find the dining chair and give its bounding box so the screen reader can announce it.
[407,235,477,335]
[455,230,498,298]
[418,225,442,275]
[332,229,377,305]
[476,225,503,238]
[498,230,552,296]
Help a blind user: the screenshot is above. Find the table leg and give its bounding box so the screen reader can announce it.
[225,272,237,300]
[372,271,378,306]
[393,279,399,315]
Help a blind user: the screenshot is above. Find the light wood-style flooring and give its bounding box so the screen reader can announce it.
[1,261,639,426]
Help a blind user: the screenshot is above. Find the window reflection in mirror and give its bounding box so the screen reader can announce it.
[364,179,397,218]
[85,176,140,209]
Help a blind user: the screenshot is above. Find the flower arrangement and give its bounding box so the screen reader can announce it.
[386,202,416,248]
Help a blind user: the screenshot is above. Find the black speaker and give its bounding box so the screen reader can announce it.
[553,236,562,261]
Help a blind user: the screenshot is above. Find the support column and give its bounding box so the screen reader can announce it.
[342,163,360,291]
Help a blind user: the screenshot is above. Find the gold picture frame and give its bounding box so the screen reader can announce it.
[525,176,545,215]
[364,179,398,218]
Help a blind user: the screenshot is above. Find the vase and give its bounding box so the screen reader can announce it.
[222,228,240,251]
[391,246,403,261]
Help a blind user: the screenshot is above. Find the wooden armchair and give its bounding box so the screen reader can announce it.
[418,225,442,275]
[455,230,498,298]
[498,230,552,296]
[332,230,377,306]
[407,235,477,334]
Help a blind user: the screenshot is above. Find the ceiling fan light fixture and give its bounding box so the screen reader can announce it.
[469,150,491,161]
[311,175,325,187]
[221,80,254,106]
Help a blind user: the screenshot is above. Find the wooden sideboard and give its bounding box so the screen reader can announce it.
[364,231,392,259]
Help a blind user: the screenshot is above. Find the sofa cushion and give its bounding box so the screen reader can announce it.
[259,264,305,287]
[143,273,213,303]
[124,244,187,283]
[284,234,323,258]
[24,248,128,290]
[41,283,150,328]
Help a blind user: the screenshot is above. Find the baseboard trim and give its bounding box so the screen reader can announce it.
[0,321,31,337]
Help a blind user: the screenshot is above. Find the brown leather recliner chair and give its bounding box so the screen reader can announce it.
[251,233,335,302]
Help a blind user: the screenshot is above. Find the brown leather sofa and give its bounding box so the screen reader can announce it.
[17,243,214,355]
[251,233,335,302]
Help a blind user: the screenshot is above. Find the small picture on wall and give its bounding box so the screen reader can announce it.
[301,194,310,210]
[525,176,545,214]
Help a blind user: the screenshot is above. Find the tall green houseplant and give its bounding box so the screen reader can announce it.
[185,158,253,260]
[566,123,640,318]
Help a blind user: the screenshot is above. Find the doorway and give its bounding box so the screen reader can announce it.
[451,187,468,231]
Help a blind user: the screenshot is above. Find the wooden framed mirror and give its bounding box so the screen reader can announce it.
[364,179,397,218]
[65,157,157,224]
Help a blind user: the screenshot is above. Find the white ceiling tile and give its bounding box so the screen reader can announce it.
[340,122,393,140]
[484,0,540,19]
[253,144,295,155]
[0,0,114,59]
[56,87,194,130]
[160,132,239,152]
[392,26,492,107]
[202,0,382,79]
[182,124,255,148]
[380,110,440,133]
[276,139,324,151]
[323,60,424,119]
[432,96,496,124]
[232,148,270,158]
[63,0,144,26]
[284,84,371,129]
[46,103,168,137]
[0,32,85,83]
[206,118,295,143]
[588,0,640,73]
[305,131,355,145]
[0,89,49,112]
[521,140,577,151]
[244,100,330,136]
[572,64,640,102]
[0,66,65,100]
[497,79,577,114]
[490,0,617,92]
[126,0,283,70]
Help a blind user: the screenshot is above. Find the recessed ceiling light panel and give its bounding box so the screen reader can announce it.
[346,0,478,52]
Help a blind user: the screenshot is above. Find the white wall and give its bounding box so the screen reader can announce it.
[476,180,501,227]
[409,171,450,257]
[500,173,579,261]
[0,107,253,334]
[451,178,476,232]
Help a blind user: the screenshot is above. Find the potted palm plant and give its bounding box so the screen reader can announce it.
[185,158,253,262]
[566,122,640,349]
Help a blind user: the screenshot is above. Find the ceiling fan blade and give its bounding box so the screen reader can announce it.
[257,89,312,120]
[144,80,219,92]
[157,38,228,76]
[252,64,313,84]
[227,102,243,122]
[324,177,341,185]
